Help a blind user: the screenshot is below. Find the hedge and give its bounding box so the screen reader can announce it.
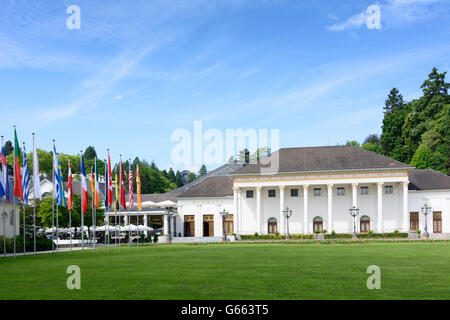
[240,232,408,240]
[0,235,53,254]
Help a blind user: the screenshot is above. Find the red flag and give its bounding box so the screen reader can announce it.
[68,159,73,211]
[128,163,134,208]
[120,159,126,209]
[107,152,113,207]
[13,128,23,200]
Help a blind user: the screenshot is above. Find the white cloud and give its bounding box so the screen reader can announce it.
[327,0,443,32]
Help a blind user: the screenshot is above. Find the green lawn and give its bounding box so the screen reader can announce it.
[0,242,449,299]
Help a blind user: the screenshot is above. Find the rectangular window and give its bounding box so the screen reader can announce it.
[246,190,254,198]
[268,189,276,197]
[337,187,345,196]
[360,187,369,195]
[290,189,298,197]
[385,186,393,194]
[313,188,321,196]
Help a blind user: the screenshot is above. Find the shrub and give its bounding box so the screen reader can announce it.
[322,229,327,234]
[0,235,52,254]
[274,232,280,239]
[417,230,421,234]
[153,233,159,243]
[314,230,320,234]
[254,232,259,237]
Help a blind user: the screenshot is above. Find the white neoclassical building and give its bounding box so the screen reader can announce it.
[175,146,450,239]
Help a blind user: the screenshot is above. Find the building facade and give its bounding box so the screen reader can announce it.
[176,146,450,238]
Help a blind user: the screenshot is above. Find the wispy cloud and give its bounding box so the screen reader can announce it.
[327,0,443,32]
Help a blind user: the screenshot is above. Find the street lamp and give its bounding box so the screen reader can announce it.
[420,203,431,239]
[220,209,229,242]
[283,207,293,240]
[165,210,175,243]
[349,206,360,238]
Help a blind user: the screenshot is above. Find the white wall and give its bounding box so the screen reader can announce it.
[177,197,234,237]
[409,190,450,234]
[0,203,20,238]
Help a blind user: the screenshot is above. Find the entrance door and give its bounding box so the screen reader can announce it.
[203,215,214,237]
[360,216,370,233]
[433,212,442,233]
[410,212,419,231]
[313,217,323,232]
[224,214,234,235]
[268,218,277,234]
[184,215,195,237]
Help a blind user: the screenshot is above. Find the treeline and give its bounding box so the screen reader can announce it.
[5,145,209,194]
[346,68,449,175]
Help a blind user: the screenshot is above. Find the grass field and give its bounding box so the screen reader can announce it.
[0,242,449,300]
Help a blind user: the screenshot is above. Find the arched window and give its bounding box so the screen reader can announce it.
[313,217,323,232]
[268,218,277,234]
[360,215,370,233]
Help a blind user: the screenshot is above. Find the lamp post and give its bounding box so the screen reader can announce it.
[220,209,229,242]
[420,203,431,239]
[349,206,360,239]
[283,206,293,240]
[165,210,174,243]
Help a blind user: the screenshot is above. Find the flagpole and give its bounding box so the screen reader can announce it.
[13,126,17,258]
[133,160,139,249]
[1,135,6,257]
[51,140,55,254]
[80,150,84,252]
[93,158,97,250]
[22,142,26,254]
[104,157,108,253]
[68,159,72,252]
[32,134,36,255]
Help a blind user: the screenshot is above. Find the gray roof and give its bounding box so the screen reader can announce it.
[232,146,412,175]
[408,169,450,190]
[176,176,234,198]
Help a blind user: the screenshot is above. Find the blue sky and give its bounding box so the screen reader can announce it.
[0,0,449,172]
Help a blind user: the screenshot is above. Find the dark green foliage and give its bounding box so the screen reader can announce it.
[0,235,53,254]
[198,164,207,177]
[4,140,13,155]
[84,146,97,160]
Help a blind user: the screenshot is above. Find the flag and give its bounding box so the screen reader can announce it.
[94,159,99,209]
[13,128,23,200]
[128,163,134,209]
[57,154,66,208]
[120,160,126,209]
[107,153,113,207]
[32,139,41,201]
[91,167,95,198]
[22,144,29,206]
[114,173,119,213]
[1,146,10,202]
[136,165,142,211]
[81,154,88,215]
[0,169,4,198]
[105,160,109,209]
[53,144,60,204]
[67,159,73,211]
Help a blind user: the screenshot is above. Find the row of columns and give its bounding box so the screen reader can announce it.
[233,181,409,234]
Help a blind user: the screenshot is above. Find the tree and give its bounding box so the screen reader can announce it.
[345,140,360,147]
[185,172,197,184]
[84,146,97,160]
[362,143,383,154]
[198,164,207,177]
[4,140,13,155]
[167,168,176,183]
[175,170,182,187]
[237,149,250,164]
[384,88,404,113]
[421,67,449,97]
[363,134,381,145]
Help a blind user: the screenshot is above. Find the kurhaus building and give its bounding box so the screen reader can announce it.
[175,146,450,239]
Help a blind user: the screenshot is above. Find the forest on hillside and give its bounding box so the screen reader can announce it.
[346,67,449,175]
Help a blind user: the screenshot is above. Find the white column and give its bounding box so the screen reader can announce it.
[233,187,239,235]
[256,186,262,234]
[303,184,309,234]
[144,214,148,237]
[352,182,358,207]
[402,181,409,232]
[377,182,383,233]
[279,185,285,234]
[124,214,128,225]
[163,214,169,236]
[327,184,333,232]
